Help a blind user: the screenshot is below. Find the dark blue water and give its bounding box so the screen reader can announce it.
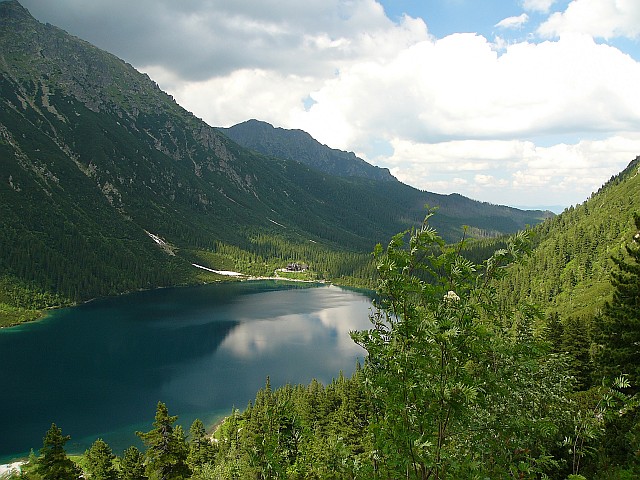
[0,281,373,462]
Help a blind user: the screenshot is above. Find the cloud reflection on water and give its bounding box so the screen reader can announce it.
[219,285,372,359]
[158,285,373,409]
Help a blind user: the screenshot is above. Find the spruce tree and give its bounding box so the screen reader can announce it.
[85,439,118,480]
[562,315,593,390]
[187,419,214,472]
[596,213,640,392]
[119,446,147,480]
[136,402,190,480]
[36,423,82,480]
[543,311,564,353]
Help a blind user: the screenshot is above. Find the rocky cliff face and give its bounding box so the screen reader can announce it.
[0,0,253,195]
[2,1,159,111]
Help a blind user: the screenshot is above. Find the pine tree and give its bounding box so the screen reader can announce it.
[595,213,640,392]
[543,311,564,353]
[35,423,82,480]
[119,446,147,480]
[561,315,593,390]
[85,439,118,480]
[187,419,214,472]
[136,402,191,480]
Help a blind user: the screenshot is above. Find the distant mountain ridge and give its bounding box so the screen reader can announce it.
[218,118,554,238]
[219,119,395,181]
[0,0,553,322]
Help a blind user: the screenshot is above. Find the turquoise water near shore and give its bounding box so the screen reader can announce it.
[0,281,373,462]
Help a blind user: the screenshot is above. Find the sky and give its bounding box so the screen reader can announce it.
[16,0,640,210]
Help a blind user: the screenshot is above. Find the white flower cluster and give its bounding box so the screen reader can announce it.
[444,290,460,303]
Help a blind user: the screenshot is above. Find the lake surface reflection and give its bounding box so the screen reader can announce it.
[0,281,373,461]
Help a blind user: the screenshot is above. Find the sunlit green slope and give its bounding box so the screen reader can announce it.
[498,156,639,319]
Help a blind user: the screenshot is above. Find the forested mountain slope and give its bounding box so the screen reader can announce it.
[220,119,554,238]
[0,0,550,323]
[498,156,640,319]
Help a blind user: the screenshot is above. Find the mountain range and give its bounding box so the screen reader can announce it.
[0,0,555,323]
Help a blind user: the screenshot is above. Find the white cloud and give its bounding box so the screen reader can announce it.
[152,8,640,207]
[474,174,510,189]
[381,135,640,206]
[495,14,529,30]
[538,0,640,39]
[22,0,415,80]
[522,0,556,13]
[145,66,322,129]
[289,33,640,150]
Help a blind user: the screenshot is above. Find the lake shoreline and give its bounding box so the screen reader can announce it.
[0,460,25,476]
[0,268,331,330]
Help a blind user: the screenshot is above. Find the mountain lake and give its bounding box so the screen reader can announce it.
[0,280,374,462]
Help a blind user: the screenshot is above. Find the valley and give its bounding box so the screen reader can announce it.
[1,1,640,478]
[0,0,550,326]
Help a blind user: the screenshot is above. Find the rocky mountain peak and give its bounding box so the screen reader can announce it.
[0,1,31,20]
[220,119,396,182]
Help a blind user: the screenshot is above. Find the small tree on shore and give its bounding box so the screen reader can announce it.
[187,419,215,472]
[85,438,118,480]
[35,423,82,480]
[119,445,147,480]
[136,402,190,480]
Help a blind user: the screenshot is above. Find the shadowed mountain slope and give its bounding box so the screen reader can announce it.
[219,119,396,181]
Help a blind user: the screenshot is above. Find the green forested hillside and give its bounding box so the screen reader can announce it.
[498,156,639,320]
[220,119,553,240]
[0,0,551,324]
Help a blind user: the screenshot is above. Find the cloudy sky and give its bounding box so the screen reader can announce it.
[17,0,640,210]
